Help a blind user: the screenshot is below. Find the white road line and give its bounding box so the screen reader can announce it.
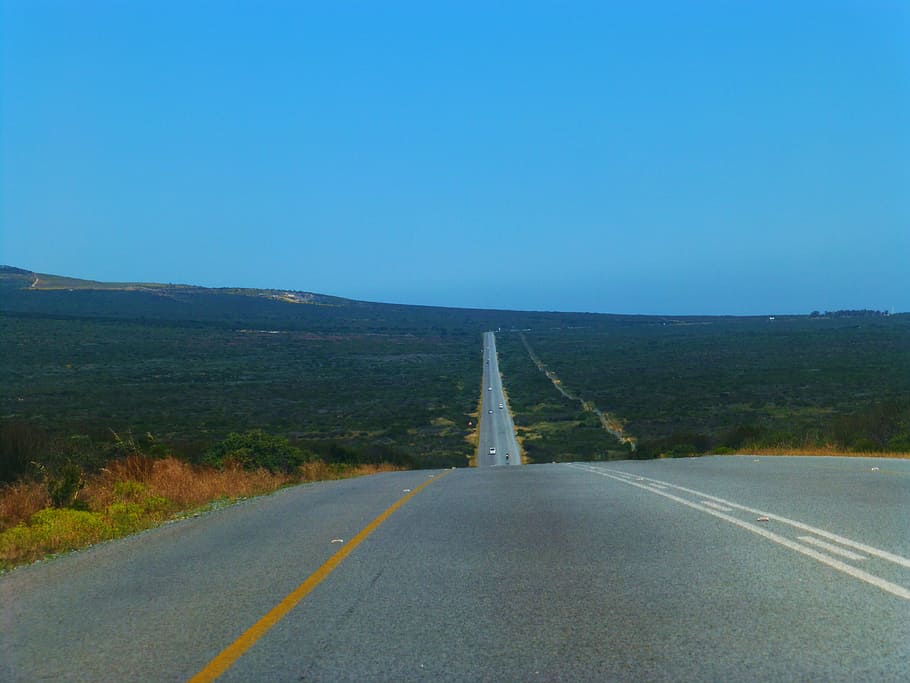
[599,467,910,570]
[647,483,668,490]
[568,464,910,601]
[700,500,733,512]
[797,536,867,561]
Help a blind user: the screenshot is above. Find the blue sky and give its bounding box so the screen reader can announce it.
[2,1,907,315]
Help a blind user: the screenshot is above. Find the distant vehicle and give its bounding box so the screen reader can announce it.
[505,453,510,461]
[489,447,496,455]
[488,409,493,414]
[488,386,492,391]
[499,403,504,409]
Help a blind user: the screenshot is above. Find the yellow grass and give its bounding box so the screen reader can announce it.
[0,480,49,530]
[465,393,482,467]
[0,456,402,571]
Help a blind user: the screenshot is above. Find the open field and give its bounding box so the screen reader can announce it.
[495,314,910,458]
[0,315,481,472]
[0,266,625,478]
[2,267,908,481]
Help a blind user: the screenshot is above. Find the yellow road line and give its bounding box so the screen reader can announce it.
[187,469,451,683]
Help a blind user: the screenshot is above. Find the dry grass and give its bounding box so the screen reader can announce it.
[465,395,482,467]
[300,461,400,481]
[0,480,49,530]
[84,456,293,511]
[0,456,404,571]
[735,446,910,459]
[103,454,156,482]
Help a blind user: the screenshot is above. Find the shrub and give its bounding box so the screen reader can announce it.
[46,463,86,509]
[0,421,48,484]
[106,455,156,483]
[204,429,314,473]
[112,480,147,502]
[667,444,699,458]
[0,508,112,567]
[106,502,145,534]
[0,480,48,530]
[719,424,765,450]
[851,438,880,453]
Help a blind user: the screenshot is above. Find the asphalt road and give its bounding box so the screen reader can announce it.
[477,331,521,466]
[2,456,908,682]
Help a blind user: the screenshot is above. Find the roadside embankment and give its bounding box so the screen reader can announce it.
[0,456,399,572]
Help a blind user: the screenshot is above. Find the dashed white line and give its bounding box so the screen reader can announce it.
[797,536,867,561]
[568,463,910,601]
[700,500,733,513]
[602,468,910,570]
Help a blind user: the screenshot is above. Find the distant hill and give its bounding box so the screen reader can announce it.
[0,265,619,334]
[0,265,402,332]
[0,265,351,304]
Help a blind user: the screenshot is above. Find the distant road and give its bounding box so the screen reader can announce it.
[3,456,908,681]
[477,331,521,466]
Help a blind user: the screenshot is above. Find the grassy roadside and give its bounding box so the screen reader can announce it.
[728,447,910,459]
[0,456,399,572]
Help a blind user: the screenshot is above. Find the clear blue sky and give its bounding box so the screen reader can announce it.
[2,1,907,315]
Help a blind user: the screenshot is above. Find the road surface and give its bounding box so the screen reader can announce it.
[477,331,521,466]
[2,456,908,681]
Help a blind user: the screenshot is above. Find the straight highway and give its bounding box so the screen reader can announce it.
[477,331,521,466]
[2,456,908,681]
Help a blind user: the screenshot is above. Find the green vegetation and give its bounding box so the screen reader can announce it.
[0,315,482,474]
[0,266,614,479]
[44,463,86,509]
[496,315,910,458]
[2,265,909,489]
[204,430,314,473]
[496,341,631,463]
[0,450,399,570]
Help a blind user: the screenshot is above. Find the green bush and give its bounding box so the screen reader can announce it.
[719,425,764,450]
[851,438,881,453]
[106,502,144,534]
[204,429,314,473]
[112,480,147,502]
[667,444,699,458]
[0,508,112,563]
[46,463,85,509]
[107,481,169,533]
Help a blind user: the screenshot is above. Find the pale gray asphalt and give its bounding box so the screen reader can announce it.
[478,331,520,466]
[2,456,908,682]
